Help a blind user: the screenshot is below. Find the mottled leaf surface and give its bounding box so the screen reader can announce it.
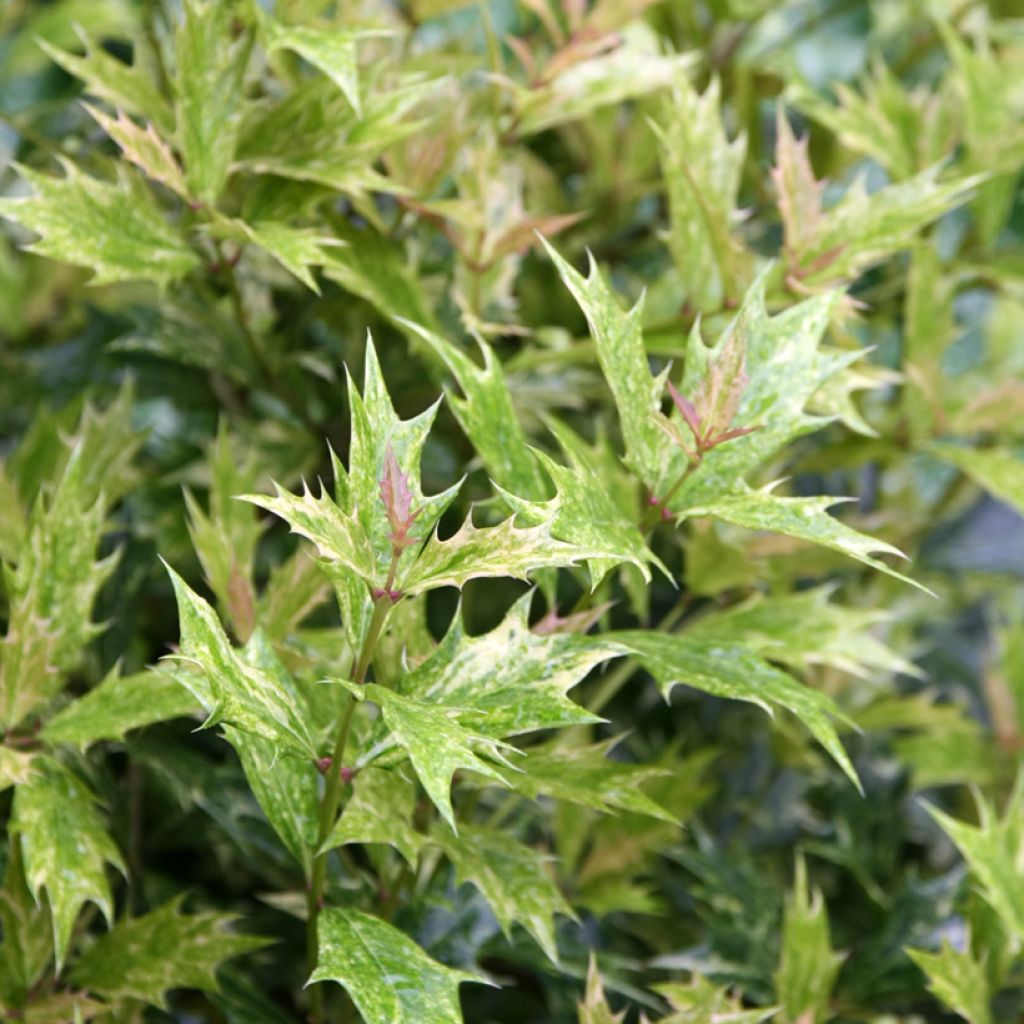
[907,941,992,1024]
[931,444,1024,517]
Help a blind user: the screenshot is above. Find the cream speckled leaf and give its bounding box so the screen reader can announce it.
[164,564,318,759]
[611,631,859,787]
[0,748,34,792]
[362,683,512,831]
[11,758,125,967]
[175,0,250,206]
[403,323,549,501]
[400,511,598,596]
[320,767,421,866]
[542,239,674,494]
[431,824,575,963]
[492,739,675,822]
[906,942,992,1024]
[210,216,342,292]
[0,162,198,287]
[930,444,1024,516]
[403,593,620,737]
[653,75,748,313]
[683,587,919,679]
[672,279,852,508]
[41,668,197,748]
[679,489,925,591]
[70,897,267,1009]
[38,31,173,131]
[310,907,484,1023]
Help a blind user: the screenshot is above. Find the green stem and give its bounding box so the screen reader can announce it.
[305,556,400,1023]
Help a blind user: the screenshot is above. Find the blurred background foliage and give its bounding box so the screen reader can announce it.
[1,0,1023,1021]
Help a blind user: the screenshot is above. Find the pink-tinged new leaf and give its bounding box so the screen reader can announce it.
[379,443,421,551]
[667,381,703,440]
[773,109,826,260]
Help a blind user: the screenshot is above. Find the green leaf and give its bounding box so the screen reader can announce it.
[0,837,51,1005]
[175,0,251,205]
[310,906,484,1023]
[498,420,666,587]
[210,216,342,292]
[774,857,843,1024]
[656,975,777,1023]
[70,897,267,1009]
[257,9,388,117]
[906,940,992,1024]
[927,779,1024,938]
[683,587,919,679]
[0,161,199,286]
[653,75,748,312]
[360,683,512,831]
[0,747,35,791]
[38,29,173,131]
[611,630,859,787]
[402,593,620,737]
[11,757,125,967]
[225,726,319,873]
[493,738,675,822]
[431,824,574,963]
[577,957,625,1024]
[400,508,600,595]
[542,239,672,494]
[41,668,197,748]
[930,444,1024,517]
[320,767,422,866]
[164,563,318,759]
[678,489,926,592]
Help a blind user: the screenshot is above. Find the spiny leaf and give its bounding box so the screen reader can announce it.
[0,748,35,792]
[906,940,992,1024]
[678,489,927,592]
[70,897,268,1009]
[175,0,251,205]
[164,563,318,759]
[610,630,860,788]
[360,683,512,831]
[41,668,198,749]
[543,238,674,493]
[0,162,199,286]
[320,767,422,866]
[310,906,486,1023]
[653,75,748,312]
[11,757,125,967]
[774,856,844,1024]
[655,975,777,1023]
[578,957,625,1024]
[403,592,620,738]
[930,444,1024,517]
[430,824,575,963]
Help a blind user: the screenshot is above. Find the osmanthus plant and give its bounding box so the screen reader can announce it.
[1,0,1024,1022]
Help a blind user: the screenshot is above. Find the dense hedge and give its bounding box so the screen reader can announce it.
[1,1,1023,1022]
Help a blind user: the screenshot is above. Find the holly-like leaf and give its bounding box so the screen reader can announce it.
[906,940,992,1024]
[360,683,512,831]
[0,748,34,791]
[400,509,600,596]
[11,757,125,967]
[41,668,197,748]
[70,897,267,1009]
[542,239,673,494]
[927,779,1024,938]
[402,593,621,737]
[175,0,251,205]
[930,444,1024,517]
[431,824,575,963]
[577,957,625,1024]
[310,906,485,1023]
[653,75,748,313]
[683,587,919,679]
[38,30,173,131]
[256,10,388,117]
[492,738,675,822]
[320,767,422,866]
[84,106,188,199]
[0,838,52,1008]
[655,975,777,1023]
[164,563,318,759]
[0,162,199,286]
[774,857,843,1024]
[678,489,926,592]
[611,630,859,787]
